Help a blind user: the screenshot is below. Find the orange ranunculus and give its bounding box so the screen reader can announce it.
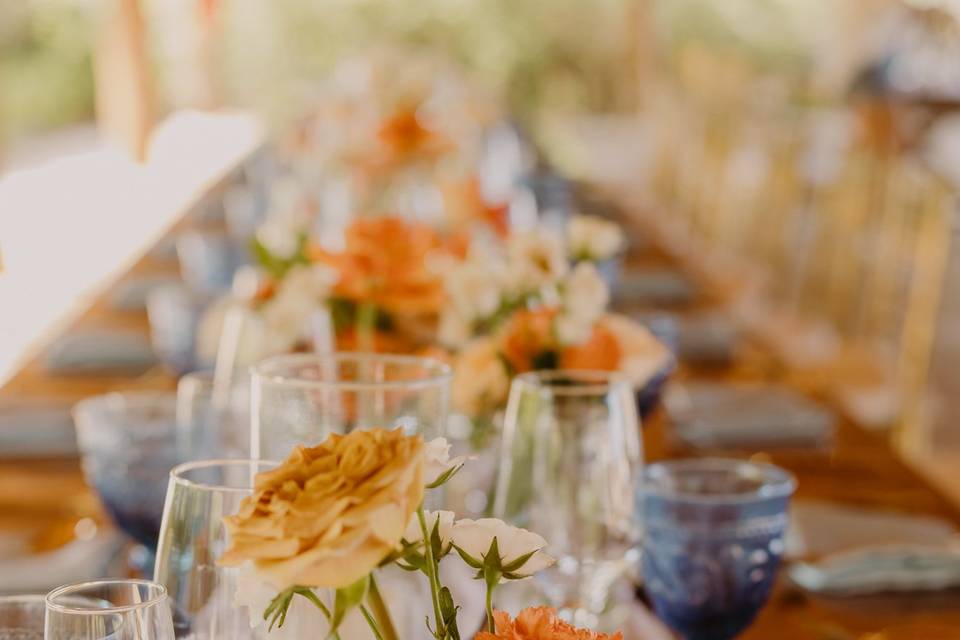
[311,216,447,316]
[499,308,558,374]
[476,607,623,640]
[559,323,622,371]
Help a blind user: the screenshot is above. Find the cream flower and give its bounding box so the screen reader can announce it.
[452,338,511,417]
[555,262,610,346]
[507,231,569,292]
[402,510,455,552]
[220,428,425,590]
[451,518,555,579]
[567,214,624,261]
[438,308,473,348]
[423,437,471,486]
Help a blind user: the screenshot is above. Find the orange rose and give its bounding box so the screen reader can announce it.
[476,607,623,640]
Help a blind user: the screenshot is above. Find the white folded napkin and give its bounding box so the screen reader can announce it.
[789,545,960,596]
[665,384,834,449]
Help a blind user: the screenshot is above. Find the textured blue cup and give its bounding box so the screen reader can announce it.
[640,459,795,640]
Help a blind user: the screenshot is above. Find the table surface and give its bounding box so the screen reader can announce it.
[2,182,960,639]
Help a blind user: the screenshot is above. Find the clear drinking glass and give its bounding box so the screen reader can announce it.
[640,459,797,640]
[0,595,45,640]
[493,370,643,624]
[73,393,184,574]
[176,370,251,459]
[250,352,451,460]
[153,459,277,639]
[44,579,175,640]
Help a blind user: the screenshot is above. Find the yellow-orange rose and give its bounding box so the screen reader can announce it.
[476,607,623,640]
[220,428,425,590]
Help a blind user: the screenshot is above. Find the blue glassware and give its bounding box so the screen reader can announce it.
[640,459,796,640]
[72,393,184,573]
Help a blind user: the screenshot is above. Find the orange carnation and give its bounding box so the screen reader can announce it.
[499,309,558,374]
[476,608,623,640]
[310,216,446,316]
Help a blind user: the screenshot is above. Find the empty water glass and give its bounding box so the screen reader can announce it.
[640,459,796,640]
[0,595,45,640]
[153,459,277,639]
[44,579,175,640]
[494,370,643,625]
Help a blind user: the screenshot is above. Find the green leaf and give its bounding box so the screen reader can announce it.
[425,463,464,489]
[328,575,370,638]
[483,537,503,572]
[452,543,483,570]
[429,514,446,559]
[500,549,537,573]
[439,586,461,640]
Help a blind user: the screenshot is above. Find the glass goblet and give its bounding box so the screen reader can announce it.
[640,458,797,640]
[250,352,451,460]
[153,459,277,639]
[73,392,183,574]
[493,370,643,626]
[44,579,176,640]
[0,595,45,640]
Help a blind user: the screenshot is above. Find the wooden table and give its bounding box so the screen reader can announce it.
[2,181,960,639]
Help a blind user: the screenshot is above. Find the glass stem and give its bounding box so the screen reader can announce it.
[367,574,400,640]
[417,506,446,639]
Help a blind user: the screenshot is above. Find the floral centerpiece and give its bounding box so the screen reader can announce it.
[219,427,622,639]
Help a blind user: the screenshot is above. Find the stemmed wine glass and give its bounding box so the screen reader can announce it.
[0,595,45,640]
[44,579,176,640]
[493,370,643,628]
[640,459,796,640]
[250,352,451,460]
[153,459,277,639]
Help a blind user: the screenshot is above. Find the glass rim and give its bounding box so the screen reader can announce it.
[251,352,452,391]
[170,459,280,493]
[643,458,797,504]
[45,579,167,616]
[513,369,632,396]
[72,390,176,418]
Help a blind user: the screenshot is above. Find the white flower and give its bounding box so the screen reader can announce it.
[445,257,507,321]
[423,437,471,486]
[233,563,332,639]
[451,518,555,579]
[507,231,569,292]
[255,218,302,260]
[554,312,595,346]
[259,265,337,354]
[402,510,456,553]
[567,214,624,261]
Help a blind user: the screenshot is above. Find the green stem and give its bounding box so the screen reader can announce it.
[417,506,446,639]
[356,300,377,353]
[367,574,400,640]
[485,582,495,633]
[359,605,385,640]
